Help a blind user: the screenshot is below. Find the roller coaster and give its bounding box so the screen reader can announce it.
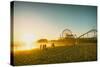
[78,29,97,39]
[60,28,97,45]
[76,29,97,44]
[37,28,97,47]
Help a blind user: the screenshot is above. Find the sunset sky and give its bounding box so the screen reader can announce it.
[13,1,97,42]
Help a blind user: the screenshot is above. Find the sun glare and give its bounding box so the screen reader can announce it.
[21,34,35,42]
[14,34,38,51]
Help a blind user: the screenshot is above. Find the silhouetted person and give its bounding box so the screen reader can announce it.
[52,43,55,48]
[40,44,42,50]
[44,44,47,49]
[42,44,44,49]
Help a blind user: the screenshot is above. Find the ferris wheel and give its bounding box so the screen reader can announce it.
[61,29,75,38]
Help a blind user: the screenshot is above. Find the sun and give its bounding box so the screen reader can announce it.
[22,34,35,42]
[19,33,37,50]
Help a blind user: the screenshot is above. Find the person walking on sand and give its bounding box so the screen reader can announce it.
[44,44,47,49]
[52,43,55,48]
[40,44,43,50]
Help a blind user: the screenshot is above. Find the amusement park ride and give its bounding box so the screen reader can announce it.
[59,28,97,45]
[37,28,97,47]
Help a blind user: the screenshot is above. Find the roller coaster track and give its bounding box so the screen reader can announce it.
[74,29,97,44]
[77,29,97,39]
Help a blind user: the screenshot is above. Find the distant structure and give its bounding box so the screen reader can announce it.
[60,28,97,45]
[76,29,97,44]
[37,28,97,48]
[59,28,76,46]
[61,29,76,39]
[78,29,97,39]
